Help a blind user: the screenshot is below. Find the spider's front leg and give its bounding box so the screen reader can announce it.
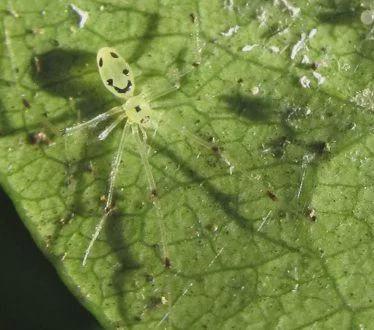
[82,120,130,266]
[63,105,124,136]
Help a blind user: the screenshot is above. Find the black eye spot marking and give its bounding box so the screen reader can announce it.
[110,52,119,58]
[99,58,103,67]
[123,69,129,76]
[107,79,113,86]
[113,80,132,94]
[140,116,150,124]
[135,105,141,112]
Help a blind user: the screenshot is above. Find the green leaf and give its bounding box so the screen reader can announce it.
[0,0,373,329]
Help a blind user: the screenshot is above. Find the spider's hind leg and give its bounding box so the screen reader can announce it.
[132,125,170,268]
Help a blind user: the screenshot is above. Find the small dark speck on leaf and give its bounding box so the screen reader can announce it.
[28,131,50,145]
[145,274,155,283]
[266,190,278,201]
[211,145,221,155]
[50,39,59,47]
[306,208,317,222]
[278,210,286,218]
[22,98,31,109]
[311,141,330,155]
[148,296,162,309]
[150,189,158,200]
[165,257,171,268]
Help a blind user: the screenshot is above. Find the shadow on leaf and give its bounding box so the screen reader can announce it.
[31,48,109,119]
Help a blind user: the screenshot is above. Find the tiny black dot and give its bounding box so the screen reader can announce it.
[107,79,113,86]
[99,58,103,67]
[110,52,119,58]
[135,105,141,112]
[123,69,129,75]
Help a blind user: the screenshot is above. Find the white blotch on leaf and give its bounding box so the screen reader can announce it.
[301,54,310,64]
[251,86,260,95]
[242,44,258,52]
[257,7,267,27]
[221,25,240,37]
[269,45,280,53]
[274,0,300,17]
[312,71,326,85]
[361,10,374,25]
[308,28,318,39]
[300,76,311,88]
[351,88,374,111]
[224,0,234,11]
[70,4,89,28]
[291,29,317,60]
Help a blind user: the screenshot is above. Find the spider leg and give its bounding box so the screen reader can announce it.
[63,105,124,135]
[98,113,127,141]
[132,125,170,268]
[82,120,130,266]
[143,68,193,103]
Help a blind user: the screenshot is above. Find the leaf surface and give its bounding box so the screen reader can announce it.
[0,0,373,328]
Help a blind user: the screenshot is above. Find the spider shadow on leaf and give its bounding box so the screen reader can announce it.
[221,91,330,221]
[29,49,119,252]
[220,92,274,122]
[30,49,141,280]
[127,13,160,64]
[30,48,111,120]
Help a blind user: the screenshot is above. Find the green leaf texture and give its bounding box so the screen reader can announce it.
[0,0,373,329]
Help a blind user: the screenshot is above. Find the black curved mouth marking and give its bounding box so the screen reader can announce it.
[106,79,132,94]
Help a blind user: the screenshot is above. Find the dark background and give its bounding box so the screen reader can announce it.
[0,187,101,330]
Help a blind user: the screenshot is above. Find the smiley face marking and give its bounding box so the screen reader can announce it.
[97,47,135,99]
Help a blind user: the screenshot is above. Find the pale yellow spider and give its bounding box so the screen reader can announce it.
[64,47,232,266]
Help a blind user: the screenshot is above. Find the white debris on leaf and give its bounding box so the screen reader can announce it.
[301,54,310,64]
[300,76,311,88]
[251,86,260,95]
[242,44,258,52]
[361,10,374,25]
[274,0,300,17]
[257,7,267,27]
[269,46,280,53]
[308,28,318,39]
[224,0,234,11]
[70,4,89,28]
[312,71,326,85]
[221,25,240,37]
[351,88,374,111]
[290,28,317,60]
[291,33,306,60]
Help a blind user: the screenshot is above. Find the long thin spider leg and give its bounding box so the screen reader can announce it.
[98,114,127,141]
[144,85,180,103]
[82,121,130,266]
[63,106,124,135]
[133,124,172,321]
[132,125,170,267]
[164,122,235,174]
[143,68,194,103]
[132,125,156,192]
